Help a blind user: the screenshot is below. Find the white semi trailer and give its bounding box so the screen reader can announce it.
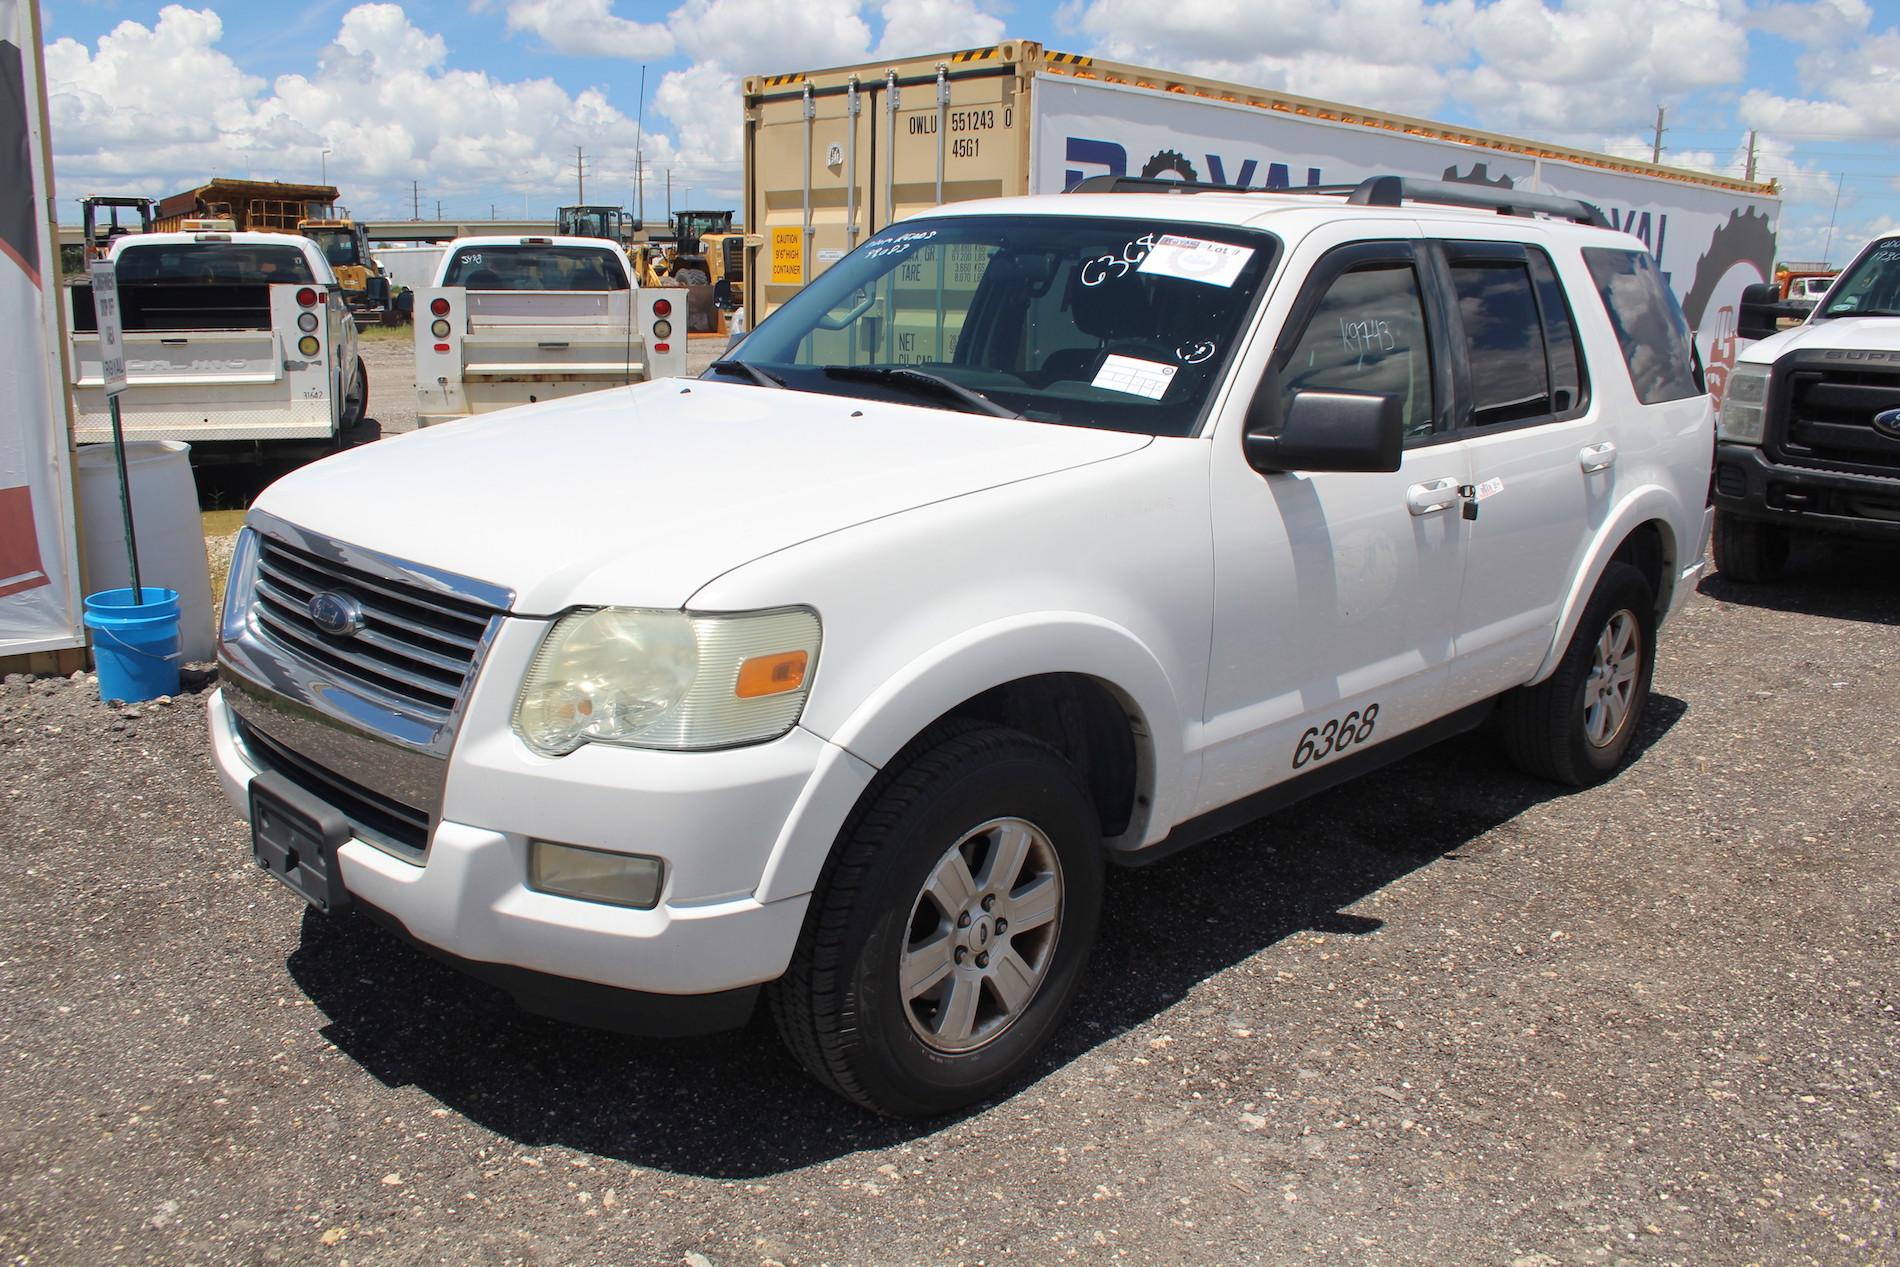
[743,40,1779,403]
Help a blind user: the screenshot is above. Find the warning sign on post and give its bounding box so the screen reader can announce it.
[88,260,127,396]
[770,226,804,285]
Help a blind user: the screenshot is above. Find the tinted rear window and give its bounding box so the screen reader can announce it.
[1582,248,1700,404]
[441,245,628,291]
[115,244,315,285]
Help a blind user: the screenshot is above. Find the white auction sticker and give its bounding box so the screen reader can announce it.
[1137,235,1255,288]
[1091,354,1178,400]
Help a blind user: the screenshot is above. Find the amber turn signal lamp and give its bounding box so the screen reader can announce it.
[734,650,809,698]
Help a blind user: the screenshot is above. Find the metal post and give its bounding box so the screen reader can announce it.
[884,70,899,234]
[802,84,816,284]
[935,65,950,206]
[846,76,861,251]
[107,396,142,603]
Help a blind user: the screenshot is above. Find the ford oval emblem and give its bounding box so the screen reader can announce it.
[1874,408,1900,441]
[308,590,365,638]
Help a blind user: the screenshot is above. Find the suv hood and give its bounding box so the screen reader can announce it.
[253,379,1151,613]
[1742,314,1900,363]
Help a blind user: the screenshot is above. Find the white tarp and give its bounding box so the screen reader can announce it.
[0,0,82,654]
[1033,76,1782,402]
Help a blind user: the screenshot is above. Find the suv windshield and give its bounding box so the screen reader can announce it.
[726,215,1278,436]
[441,245,629,291]
[115,243,316,285]
[1820,237,1900,318]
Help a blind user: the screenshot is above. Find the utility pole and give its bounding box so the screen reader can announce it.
[412,180,420,220]
[575,145,586,203]
[1822,171,1845,264]
[1744,130,1758,183]
[634,64,647,228]
[435,199,442,219]
[1650,106,1665,164]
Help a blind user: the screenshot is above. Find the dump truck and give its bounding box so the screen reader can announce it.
[742,40,1780,403]
[414,234,687,424]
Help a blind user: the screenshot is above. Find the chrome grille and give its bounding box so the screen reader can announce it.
[251,534,503,717]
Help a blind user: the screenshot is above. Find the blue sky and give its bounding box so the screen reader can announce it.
[37,0,1900,262]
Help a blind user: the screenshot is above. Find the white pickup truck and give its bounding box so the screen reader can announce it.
[69,230,367,461]
[414,235,686,425]
[213,176,1713,1116]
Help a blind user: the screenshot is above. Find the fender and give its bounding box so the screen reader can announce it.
[752,612,1190,904]
[1527,484,1684,684]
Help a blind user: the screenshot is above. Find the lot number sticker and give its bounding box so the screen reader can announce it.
[1137,235,1255,288]
[1091,354,1178,400]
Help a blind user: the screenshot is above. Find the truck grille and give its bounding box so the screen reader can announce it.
[1776,359,1900,476]
[251,534,503,717]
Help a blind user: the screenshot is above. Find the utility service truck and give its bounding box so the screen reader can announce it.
[742,40,1779,403]
[67,228,368,462]
[415,235,687,425]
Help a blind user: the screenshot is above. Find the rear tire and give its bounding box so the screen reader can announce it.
[673,267,710,287]
[769,723,1104,1117]
[1499,562,1656,787]
[1712,510,1790,584]
[340,357,368,430]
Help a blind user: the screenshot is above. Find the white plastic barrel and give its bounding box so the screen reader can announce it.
[77,441,215,663]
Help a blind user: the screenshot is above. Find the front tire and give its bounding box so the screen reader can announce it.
[1712,510,1790,584]
[769,723,1104,1117]
[1499,562,1657,787]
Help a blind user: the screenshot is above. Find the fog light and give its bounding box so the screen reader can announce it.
[297,335,321,357]
[528,840,663,909]
[296,311,319,333]
[431,318,451,338]
[652,318,673,339]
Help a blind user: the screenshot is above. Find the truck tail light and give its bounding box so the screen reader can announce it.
[653,343,670,353]
[430,319,451,338]
[430,297,450,317]
[297,335,321,357]
[652,298,672,317]
[652,318,673,339]
[296,287,319,308]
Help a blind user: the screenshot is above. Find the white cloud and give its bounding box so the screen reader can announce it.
[45,4,675,218]
[654,61,744,169]
[1747,0,1868,46]
[1740,28,1900,139]
[504,0,675,60]
[876,0,1007,58]
[668,0,873,76]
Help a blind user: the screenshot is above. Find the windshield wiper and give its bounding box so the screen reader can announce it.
[821,365,1021,419]
[707,359,786,389]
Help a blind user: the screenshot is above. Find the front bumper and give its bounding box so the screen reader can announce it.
[1714,443,1900,541]
[208,683,870,1032]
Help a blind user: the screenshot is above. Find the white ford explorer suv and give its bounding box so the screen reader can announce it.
[209,175,1714,1116]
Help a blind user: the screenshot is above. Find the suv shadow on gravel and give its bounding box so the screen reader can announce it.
[1699,539,1900,625]
[282,708,1683,1180]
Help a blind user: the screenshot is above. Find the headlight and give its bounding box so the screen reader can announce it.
[512,606,821,756]
[1718,362,1770,444]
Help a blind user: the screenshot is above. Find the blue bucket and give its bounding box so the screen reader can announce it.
[84,587,183,702]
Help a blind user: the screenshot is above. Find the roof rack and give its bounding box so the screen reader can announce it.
[1065,172,1611,229]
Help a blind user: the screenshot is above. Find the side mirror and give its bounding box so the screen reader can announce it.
[712,278,735,310]
[1245,389,1404,475]
[1738,281,1788,340]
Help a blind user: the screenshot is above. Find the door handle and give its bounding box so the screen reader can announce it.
[1579,442,1617,473]
[1406,477,1462,515]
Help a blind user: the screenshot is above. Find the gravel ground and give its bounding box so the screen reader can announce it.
[2,541,1896,1266]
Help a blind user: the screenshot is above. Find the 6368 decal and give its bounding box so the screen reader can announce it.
[1292,703,1379,769]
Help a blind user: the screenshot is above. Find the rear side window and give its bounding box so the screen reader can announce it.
[115,244,315,285]
[1582,248,1700,404]
[1446,246,1587,425]
[441,246,629,291]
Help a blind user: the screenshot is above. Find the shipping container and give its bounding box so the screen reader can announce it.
[743,40,1780,391]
